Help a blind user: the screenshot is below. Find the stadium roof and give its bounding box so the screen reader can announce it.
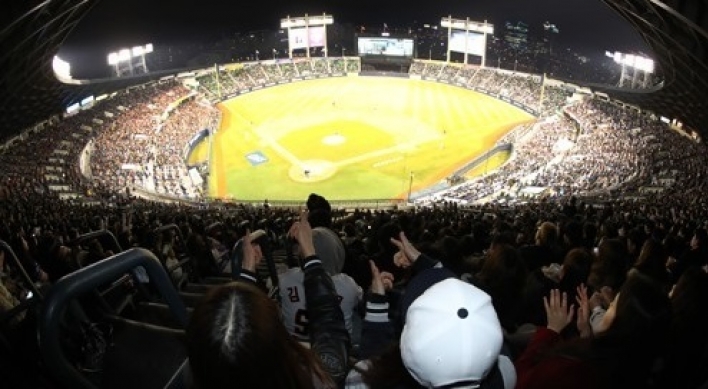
[595,0,708,134]
[1,0,708,140]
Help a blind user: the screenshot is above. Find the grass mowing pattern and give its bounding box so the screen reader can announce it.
[205,76,534,201]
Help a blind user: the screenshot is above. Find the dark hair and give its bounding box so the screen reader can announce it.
[550,273,671,388]
[475,244,528,330]
[186,282,333,389]
[562,221,584,249]
[436,236,464,276]
[559,248,592,292]
[632,239,669,287]
[536,222,558,247]
[588,238,628,292]
[693,228,708,248]
[660,267,708,388]
[307,193,332,229]
[376,222,401,253]
[360,343,419,389]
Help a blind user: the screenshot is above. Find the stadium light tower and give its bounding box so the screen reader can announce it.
[107,43,153,78]
[606,51,655,88]
[281,13,333,59]
[441,16,494,67]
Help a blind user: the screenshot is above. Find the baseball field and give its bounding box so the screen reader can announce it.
[193,76,535,202]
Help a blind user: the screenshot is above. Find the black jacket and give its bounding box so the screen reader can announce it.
[241,255,351,386]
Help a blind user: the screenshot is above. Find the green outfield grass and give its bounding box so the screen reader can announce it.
[206,76,535,201]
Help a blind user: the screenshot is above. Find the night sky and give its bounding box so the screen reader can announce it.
[60,0,651,72]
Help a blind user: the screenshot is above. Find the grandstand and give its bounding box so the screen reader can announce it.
[1,2,708,388]
[4,55,696,206]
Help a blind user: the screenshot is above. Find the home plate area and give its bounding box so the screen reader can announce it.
[289,160,337,183]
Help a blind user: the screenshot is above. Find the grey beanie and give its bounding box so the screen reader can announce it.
[312,227,345,275]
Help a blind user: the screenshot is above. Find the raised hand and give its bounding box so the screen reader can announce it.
[544,289,575,334]
[390,232,421,268]
[288,209,316,258]
[241,229,258,272]
[575,284,592,338]
[369,260,395,295]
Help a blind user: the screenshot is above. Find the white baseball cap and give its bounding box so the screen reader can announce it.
[400,277,503,388]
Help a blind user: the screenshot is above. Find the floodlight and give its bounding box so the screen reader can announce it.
[280,14,333,29]
[132,46,144,56]
[145,43,153,53]
[440,17,494,34]
[645,59,655,73]
[108,52,118,65]
[637,57,655,73]
[635,57,646,71]
[118,49,131,61]
[622,54,636,66]
[613,51,622,63]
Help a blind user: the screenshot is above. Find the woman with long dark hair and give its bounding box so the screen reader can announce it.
[629,238,670,290]
[658,266,708,388]
[516,272,671,389]
[473,244,528,332]
[186,211,349,388]
[187,282,334,388]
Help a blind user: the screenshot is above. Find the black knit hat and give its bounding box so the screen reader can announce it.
[306,193,331,213]
[306,193,332,229]
[399,267,456,322]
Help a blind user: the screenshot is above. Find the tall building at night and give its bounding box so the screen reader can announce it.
[504,21,530,52]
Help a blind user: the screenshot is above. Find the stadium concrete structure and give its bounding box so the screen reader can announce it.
[2,5,708,388]
[1,2,708,206]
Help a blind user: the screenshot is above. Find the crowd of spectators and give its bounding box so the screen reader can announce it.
[434,116,578,203]
[90,82,201,194]
[1,48,707,389]
[1,185,707,388]
[197,57,362,100]
[422,92,707,206]
[409,61,571,116]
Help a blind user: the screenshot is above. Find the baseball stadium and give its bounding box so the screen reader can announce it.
[201,75,533,201]
[2,1,708,388]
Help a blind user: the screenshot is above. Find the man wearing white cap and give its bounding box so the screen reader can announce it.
[345,232,516,389]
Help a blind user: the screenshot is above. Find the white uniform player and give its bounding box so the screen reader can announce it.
[279,227,363,341]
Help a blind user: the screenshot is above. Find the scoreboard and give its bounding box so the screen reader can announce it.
[357,37,415,58]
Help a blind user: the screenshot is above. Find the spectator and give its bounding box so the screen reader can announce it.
[519,221,563,271]
[186,213,349,388]
[668,228,708,283]
[347,232,516,389]
[472,244,528,332]
[658,266,708,388]
[279,226,362,341]
[516,273,671,389]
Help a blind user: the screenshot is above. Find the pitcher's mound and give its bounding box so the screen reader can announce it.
[289,160,338,183]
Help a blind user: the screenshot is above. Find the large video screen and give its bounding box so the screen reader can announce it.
[288,26,325,49]
[449,31,485,56]
[357,37,414,57]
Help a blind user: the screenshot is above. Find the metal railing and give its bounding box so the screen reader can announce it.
[38,248,188,389]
